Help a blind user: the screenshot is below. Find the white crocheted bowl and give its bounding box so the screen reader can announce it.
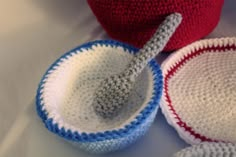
[161,37,236,145]
[36,40,163,154]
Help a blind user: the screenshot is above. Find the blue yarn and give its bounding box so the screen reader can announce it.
[35,40,162,149]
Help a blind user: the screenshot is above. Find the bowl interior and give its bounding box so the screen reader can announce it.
[42,43,155,133]
[162,38,236,143]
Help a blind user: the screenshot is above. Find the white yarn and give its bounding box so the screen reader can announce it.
[161,37,236,144]
[173,142,236,157]
[42,44,154,133]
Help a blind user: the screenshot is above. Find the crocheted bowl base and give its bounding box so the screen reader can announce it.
[36,40,163,154]
[70,108,157,154]
[161,37,236,144]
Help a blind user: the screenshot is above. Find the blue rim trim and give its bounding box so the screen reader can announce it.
[36,40,163,142]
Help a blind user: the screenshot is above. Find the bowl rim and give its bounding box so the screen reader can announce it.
[160,37,236,144]
[36,40,163,142]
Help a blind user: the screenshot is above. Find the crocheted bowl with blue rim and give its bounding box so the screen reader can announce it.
[36,40,163,154]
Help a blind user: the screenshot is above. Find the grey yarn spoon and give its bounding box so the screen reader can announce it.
[93,13,182,118]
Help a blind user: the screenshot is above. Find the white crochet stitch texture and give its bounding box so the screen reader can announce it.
[42,44,154,133]
[161,37,236,144]
[173,142,236,157]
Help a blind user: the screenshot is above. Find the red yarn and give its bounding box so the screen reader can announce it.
[87,0,224,51]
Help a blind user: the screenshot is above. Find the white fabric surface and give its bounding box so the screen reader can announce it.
[0,0,235,157]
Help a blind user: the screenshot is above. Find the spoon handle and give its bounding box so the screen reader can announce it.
[124,13,182,80]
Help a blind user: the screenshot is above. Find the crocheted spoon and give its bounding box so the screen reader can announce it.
[93,13,182,118]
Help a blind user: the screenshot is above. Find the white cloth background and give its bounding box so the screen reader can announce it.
[0,0,235,157]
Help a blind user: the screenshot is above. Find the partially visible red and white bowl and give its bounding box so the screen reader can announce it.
[161,37,236,144]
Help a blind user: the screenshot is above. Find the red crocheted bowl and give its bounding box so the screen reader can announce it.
[87,0,224,51]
